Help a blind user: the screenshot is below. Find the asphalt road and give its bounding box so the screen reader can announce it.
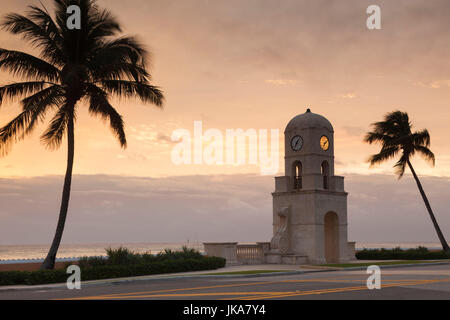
[2,264,450,300]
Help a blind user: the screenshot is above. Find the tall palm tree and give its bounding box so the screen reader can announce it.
[364,111,449,253]
[0,0,164,269]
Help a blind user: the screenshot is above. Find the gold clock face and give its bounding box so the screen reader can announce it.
[320,135,329,151]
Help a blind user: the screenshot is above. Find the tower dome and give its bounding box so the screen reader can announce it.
[285,109,333,133]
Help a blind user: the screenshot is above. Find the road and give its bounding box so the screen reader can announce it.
[1,264,450,300]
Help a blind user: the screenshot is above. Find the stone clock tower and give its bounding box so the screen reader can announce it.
[266,109,353,264]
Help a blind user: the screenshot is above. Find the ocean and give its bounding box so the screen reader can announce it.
[0,242,204,261]
[0,241,443,261]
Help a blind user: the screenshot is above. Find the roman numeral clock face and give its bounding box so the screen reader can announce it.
[290,135,303,151]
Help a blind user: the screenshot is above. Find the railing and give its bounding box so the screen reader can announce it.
[204,242,270,265]
[236,243,268,264]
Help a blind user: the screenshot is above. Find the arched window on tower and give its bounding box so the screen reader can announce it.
[292,161,302,190]
[321,161,329,190]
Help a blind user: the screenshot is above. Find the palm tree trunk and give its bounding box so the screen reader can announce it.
[41,110,75,270]
[407,160,450,252]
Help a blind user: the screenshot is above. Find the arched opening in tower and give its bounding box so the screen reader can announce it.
[292,161,302,190]
[324,211,339,263]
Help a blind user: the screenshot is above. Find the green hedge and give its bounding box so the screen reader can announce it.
[356,246,450,260]
[78,246,205,268]
[0,256,226,286]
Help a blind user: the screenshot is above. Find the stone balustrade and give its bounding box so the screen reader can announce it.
[203,242,270,265]
[204,241,356,265]
[203,242,239,266]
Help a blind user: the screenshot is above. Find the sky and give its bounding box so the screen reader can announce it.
[1,0,450,246]
[1,174,450,245]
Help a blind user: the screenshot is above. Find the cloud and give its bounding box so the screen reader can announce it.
[337,93,357,99]
[128,125,176,147]
[156,133,177,144]
[1,173,449,247]
[415,80,450,89]
[265,79,298,86]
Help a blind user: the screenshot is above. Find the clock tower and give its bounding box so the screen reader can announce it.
[266,109,353,264]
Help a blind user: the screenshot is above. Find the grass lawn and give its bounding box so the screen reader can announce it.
[200,270,291,275]
[320,260,441,268]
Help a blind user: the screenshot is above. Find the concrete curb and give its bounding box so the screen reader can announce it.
[1,261,449,293]
[300,261,450,273]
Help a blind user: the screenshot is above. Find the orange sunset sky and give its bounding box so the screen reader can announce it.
[1,0,450,245]
[1,0,450,178]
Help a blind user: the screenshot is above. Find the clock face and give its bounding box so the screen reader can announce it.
[320,135,330,151]
[291,135,304,151]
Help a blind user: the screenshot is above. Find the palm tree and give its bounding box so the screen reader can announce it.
[364,111,449,253]
[0,0,164,269]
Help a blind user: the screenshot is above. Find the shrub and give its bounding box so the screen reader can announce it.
[0,271,29,286]
[356,247,450,260]
[25,270,67,285]
[78,246,206,268]
[0,253,226,286]
[78,256,108,269]
[106,246,141,265]
[154,246,203,262]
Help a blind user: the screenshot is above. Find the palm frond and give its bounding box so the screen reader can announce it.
[98,36,149,65]
[86,84,126,147]
[0,49,60,81]
[99,80,164,107]
[369,111,411,138]
[393,154,408,178]
[1,11,64,65]
[0,111,31,156]
[414,145,435,166]
[40,103,72,150]
[88,36,150,81]
[27,5,64,65]
[363,131,392,145]
[0,81,47,106]
[368,146,399,166]
[22,85,65,134]
[0,85,64,156]
[86,8,121,43]
[90,60,150,82]
[411,129,431,147]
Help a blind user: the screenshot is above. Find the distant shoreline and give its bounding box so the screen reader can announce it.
[0,241,443,261]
